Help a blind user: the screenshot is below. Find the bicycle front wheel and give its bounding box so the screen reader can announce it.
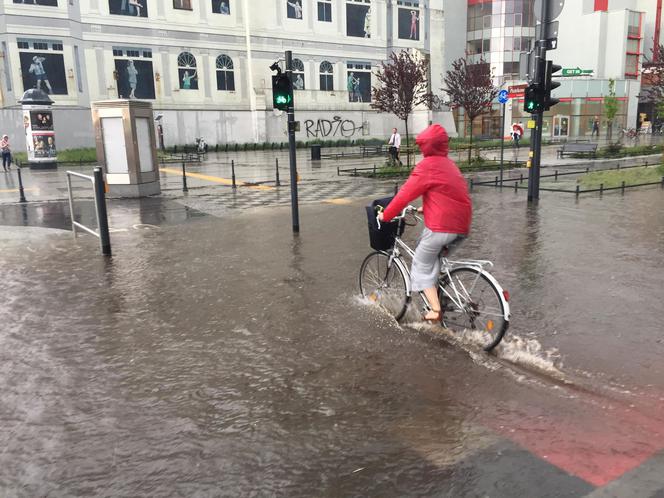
[359,251,409,321]
[439,267,508,352]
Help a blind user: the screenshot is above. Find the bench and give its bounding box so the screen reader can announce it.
[556,142,598,159]
[359,144,390,157]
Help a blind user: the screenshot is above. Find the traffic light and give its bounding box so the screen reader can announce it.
[543,60,561,110]
[271,72,293,111]
[523,82,543,113]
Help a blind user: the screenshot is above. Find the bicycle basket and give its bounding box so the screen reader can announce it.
[365,196,405,251]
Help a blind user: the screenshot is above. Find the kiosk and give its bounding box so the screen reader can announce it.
[91,100,160,197]
[19,89,57,170]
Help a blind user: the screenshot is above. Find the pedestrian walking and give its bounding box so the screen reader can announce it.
[1,135,11,172]
[591,116,600,138]
[511,122,523,149]
[388,127,403,166]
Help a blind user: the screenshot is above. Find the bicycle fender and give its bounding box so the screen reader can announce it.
[455,265,511,321]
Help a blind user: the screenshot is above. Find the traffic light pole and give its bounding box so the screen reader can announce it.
[527,0,550,203]
[285,50,300,233]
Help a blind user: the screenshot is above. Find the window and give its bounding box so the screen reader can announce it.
[346,0,371,38]
[319,61,333,91]
[627,11,641,38]
[173,0,192,9]
[216,54,235,91]
[292,58,305,90]
[212,0,230,14]
[482,38,491,52]
[17,38,68,95]
[112,46,155,99]
[347,61,371,103]
[109,0,148,17]
[178,52,198,90]
[626,39,639,53]
[287,0,303,19]
[398,7,420,40]
[13,0,57,5]
[625,54,639,76]
[318,0,331,21]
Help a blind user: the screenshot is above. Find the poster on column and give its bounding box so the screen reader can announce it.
[114,59,155,100]
[398,8,420,40]
[346,3,371,38]
[212,0,230,14]
[346,71,371,103]
[23,109,57,161]
[19,52,68,95]
[109,0,148,17]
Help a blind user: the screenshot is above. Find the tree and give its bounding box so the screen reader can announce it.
[642,41,664,128]
[604,78,618,144]
[371,50,433,166]
[442,58,498,163]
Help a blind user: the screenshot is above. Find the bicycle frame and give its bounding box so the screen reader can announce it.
[386,218,510,322]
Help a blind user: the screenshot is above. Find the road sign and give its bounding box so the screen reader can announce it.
[561,67,594,77]
[498,90,509,104]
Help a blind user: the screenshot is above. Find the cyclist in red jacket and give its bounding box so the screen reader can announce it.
[378,124,472,322]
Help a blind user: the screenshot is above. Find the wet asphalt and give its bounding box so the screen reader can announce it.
[0,160,663,496]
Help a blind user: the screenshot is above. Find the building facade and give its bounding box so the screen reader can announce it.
[0,0,464,150]
[462,0,664,141]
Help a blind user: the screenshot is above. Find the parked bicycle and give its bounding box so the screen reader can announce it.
[618,128,640,141]
[359,204,510,352]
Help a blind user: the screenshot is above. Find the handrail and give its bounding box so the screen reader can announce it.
[65,167,111,256]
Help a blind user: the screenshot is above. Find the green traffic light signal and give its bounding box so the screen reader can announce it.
[272,73,293,111]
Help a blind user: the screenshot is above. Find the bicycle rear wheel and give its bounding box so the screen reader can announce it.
[359,251,409,321]
[439,267,508,352]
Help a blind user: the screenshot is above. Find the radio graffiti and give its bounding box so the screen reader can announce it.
[304,116,363,138]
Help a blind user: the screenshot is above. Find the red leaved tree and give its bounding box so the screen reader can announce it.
[371,50,433,165]
[442,58,497,163]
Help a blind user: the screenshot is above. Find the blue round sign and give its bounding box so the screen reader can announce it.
[498,90,509,104]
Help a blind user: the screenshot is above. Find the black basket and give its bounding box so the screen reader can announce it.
[366,196,404,251]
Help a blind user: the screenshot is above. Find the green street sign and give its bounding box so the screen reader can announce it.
[561,67,594,77]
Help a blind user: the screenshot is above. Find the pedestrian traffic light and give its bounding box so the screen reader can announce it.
[543,60,561,110]
[271,72,293,111]
[523,83,543,113]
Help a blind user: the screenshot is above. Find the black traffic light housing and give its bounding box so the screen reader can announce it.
[524,82,543,113]
[543,61,561,110]
[271,66,293,111]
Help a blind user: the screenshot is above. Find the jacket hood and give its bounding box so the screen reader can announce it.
[416,124,449,157]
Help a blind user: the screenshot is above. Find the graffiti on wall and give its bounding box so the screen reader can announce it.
[303,116,364,138]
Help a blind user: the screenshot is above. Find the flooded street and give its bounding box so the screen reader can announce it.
[1,184,663,496]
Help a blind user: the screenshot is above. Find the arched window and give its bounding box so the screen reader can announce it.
[319,61,333,91]
[216,54,235,91]
[178,52,198,90]
[292,58,305,90]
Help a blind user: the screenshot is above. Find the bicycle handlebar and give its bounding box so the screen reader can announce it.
[376,205,419,230]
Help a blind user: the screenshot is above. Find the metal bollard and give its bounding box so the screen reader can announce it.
[93,167,111,256]
[621,181,625,194]
[599,183,604,195]
[554,170,558,181]
[470,178,474,191]
[575,185,580,197]
[181,162,188,192]
[394,182,398,195]
[494,176,498,187]
[231,159,237,189]
[514,181,518,192]
[373,164,377,176]
[276,158,280,186]
[519,173,523,183]
[16,167,27,203]
[661,176,664,188]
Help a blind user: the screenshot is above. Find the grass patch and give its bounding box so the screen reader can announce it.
[577,164,664,189]
[13,147,97,164]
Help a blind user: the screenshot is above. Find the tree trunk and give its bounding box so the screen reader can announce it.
[468,116,474,164]
[607,121,613,144]
[404,117,410,168]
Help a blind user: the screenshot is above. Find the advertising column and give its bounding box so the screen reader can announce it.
[18,89,57,170]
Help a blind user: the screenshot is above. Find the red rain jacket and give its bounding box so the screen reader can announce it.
[382,124,472,235]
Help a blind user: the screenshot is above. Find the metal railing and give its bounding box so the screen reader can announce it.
[66,167,111,256]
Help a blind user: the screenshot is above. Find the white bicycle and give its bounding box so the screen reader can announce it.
[359,205,511,352]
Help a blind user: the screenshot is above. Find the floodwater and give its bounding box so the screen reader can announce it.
[0,185,663,496]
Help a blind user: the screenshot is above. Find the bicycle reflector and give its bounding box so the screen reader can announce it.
[503,289,510,302]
